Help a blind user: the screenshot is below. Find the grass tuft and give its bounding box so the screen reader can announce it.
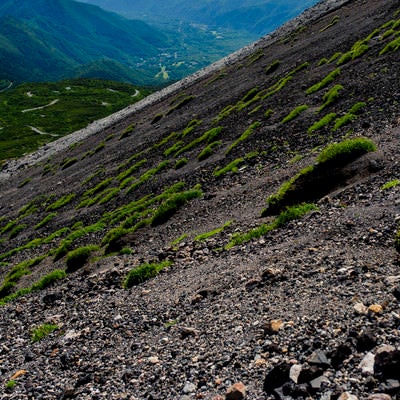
[265,138,376,214]
[306,68,341,95]
[66,245,99,273]
[381,179,400,191]
[31,324,58,342]
[281,105,308,124]
[151,187,202,227]
[316,137,376,164]
[226,204,317,249]
[123,261,173,288]
[308,113,337,134]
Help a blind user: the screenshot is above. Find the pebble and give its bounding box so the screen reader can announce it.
[354,302,368,315]
[338,393,359,400]
[183,382,197,394]
[226,382,246,400]
[265,319,283,334]
[368,304,383,314]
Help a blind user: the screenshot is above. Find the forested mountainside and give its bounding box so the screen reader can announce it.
[0,0,254,85]
[0,0,399,399]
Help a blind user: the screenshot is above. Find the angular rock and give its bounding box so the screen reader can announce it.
[298,365,325,384]
[289,364,302,384]
[393,286,400,301]
[379,379,400,394]
[263,362,291,394]
[357,330,377,352]
[359,352,375,375]
[374,350,400,380]
[368,304,383,314]
[309,375,330,391]
[330,343,353,369]
[308,350,330,368]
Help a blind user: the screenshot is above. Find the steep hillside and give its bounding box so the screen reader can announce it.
[0,0,400,399]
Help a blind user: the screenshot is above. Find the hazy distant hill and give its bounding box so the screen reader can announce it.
[78,0,319,35]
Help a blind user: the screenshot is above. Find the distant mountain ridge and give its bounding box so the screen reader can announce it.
[0,0,261,86]
[78,0,319,35]
[0,0,169,84]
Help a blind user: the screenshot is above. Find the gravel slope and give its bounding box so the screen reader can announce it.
[0,0,399,399]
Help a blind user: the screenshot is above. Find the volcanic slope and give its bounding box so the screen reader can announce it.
[0,0,400,398]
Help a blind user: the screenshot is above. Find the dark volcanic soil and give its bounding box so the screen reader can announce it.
[0,0,399,399]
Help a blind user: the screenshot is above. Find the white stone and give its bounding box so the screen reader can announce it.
[289,364,302,383]
[359,352,375,375]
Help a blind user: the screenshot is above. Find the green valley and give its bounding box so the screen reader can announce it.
[0,79,150,162]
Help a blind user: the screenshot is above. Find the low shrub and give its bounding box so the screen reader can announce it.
[119,123,135,140]
[175,127,222,157]
[94,142,105,153]
[319,85,343,112]
[337,40,368,65]
[0,220,18,235]
[181,119,203,138]
[166,95,194,115]
[317,137,376,164]
[320,15,339,32]
[60,157,78,170]
[332,102,366,131]
[8,224,26,239]
[195,221,232,241]
[226,122,260,154]
[273,203,318,228]
[226,204,317,249]
[246,49,264,66]
[151,114,164,124]
[213,158,244,177]
[18,178,31,188]
[117,159,147,182]
[31,269,67,291]
[35,212,57,230]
